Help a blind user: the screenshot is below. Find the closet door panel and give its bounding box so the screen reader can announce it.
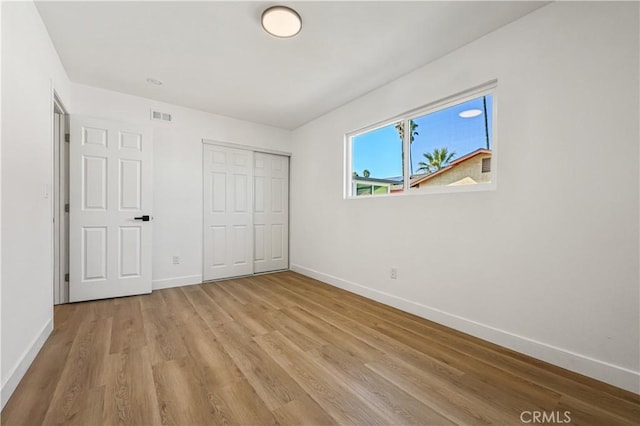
[254,152,289,273]
[203,145,253,280]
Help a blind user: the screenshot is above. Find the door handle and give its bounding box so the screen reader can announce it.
[134,215,151,222]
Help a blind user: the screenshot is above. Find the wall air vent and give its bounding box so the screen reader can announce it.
[482,157,491,173]
[150,109,172,122]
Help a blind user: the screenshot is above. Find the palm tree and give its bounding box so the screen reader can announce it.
[396,120,419,175]
[395,120,419,144]
[417,148,456,173]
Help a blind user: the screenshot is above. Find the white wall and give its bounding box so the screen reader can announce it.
[71,84,291,290]
[290,1,639,393]
[1,1,71,408]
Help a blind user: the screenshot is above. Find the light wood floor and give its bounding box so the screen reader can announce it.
[2,272,639,425]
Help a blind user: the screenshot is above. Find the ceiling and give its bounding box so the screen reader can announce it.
[36,1,547,129]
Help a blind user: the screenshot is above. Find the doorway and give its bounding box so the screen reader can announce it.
[53,95,69,304]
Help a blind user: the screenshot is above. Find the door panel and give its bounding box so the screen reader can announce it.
[70,116,152,302]
[119,159,141,210]
[211,173,226,212]
[203,145,253,280]
[253,152,289,273]
[119,226,141,277]
[82,226,107,280]
[83,156,107,210]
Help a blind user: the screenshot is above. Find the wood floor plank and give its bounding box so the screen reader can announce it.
[103,347,161,426]
[282,305,385,362]
[201,281,246,316]
[151,356,216,426]
[211,320,310,411]
[3,271,639,426]
[0,338,73,425]
[140,307,188,365]
[159,287,198,325]
[200,284,277,336]
[181,284,234,327]
[233,302,279,336]
[109,296,147,354]
[236,276,287,310]
[138,287,167,312]
[247,274,301,308]
[177,313,245,388]
[67,385,105,426]
[277,289,468,381]
[371,319,562,411]
[216,279,254,305]
[269,308,331,352]
[254,330,395,425]
[41,317,112,424]
[309,344,455,425]
[207,379,278,425]
[271,393,338,426]
[554,394,640,426]
[366,354,520,425]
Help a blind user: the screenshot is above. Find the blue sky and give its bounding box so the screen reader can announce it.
[352,95,493,179]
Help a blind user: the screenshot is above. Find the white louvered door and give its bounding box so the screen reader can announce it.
[69,116,153,302]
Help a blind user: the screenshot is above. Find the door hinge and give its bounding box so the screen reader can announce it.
[64,273,69,282]
[64,133,70,143]
[65,203,69,213]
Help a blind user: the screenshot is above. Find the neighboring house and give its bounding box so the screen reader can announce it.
[352,176,403,195]
[410,149,492,188]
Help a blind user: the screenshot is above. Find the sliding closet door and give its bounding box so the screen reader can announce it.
[253,153,289,273]
[203,145,253,281]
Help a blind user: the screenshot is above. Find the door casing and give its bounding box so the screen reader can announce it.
[53,95,69,304]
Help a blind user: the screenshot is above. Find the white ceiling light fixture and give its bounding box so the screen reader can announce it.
[459,109,482,118]
[261,6,302,38]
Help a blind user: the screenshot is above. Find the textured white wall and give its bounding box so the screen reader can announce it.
[1,1,71,408]
[70,84,292,290]
[290,1,639,392]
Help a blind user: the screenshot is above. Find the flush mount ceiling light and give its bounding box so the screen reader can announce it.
[261,6,302,38]
[146,78,163,86]
[459,109,482,118]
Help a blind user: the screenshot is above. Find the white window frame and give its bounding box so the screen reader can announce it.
[345,80,498,199]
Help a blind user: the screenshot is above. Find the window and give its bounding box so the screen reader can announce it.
[350,121,404,196]
[347,83,495,197]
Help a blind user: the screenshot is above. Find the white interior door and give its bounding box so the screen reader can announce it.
[69,116,153,302]
[254,152,289,273]
[203,144,254,281]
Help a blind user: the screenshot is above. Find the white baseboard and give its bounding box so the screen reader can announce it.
[1,318,53,410]
[291,264,640,394]
[152,274,202,290]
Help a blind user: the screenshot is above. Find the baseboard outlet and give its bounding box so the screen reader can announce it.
[1,318,53,410]
[152,274,203,290]
[291,264,640,394]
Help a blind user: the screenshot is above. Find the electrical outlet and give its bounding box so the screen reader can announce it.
[172,256,180,265]
[390,268,398,279]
